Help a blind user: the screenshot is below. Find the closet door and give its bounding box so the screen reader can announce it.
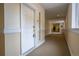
[21,4,35,54]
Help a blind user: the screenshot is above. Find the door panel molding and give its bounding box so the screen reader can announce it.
[20,3,35,55]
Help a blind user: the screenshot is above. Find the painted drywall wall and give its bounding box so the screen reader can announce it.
[5,33,20,56]
[0,4,5,56]
[65,3,76,29]
[45,19,49,35]
[67,31,79,56]
[65,4,73,55]
[4,4,20,56]
[65,4,72,29]
[65,3,79,56]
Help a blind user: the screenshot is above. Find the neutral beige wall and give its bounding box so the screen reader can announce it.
[45,19,49,35]
[65,4,73,55]
[64,4,72,41]
[0,4,5,56]
[67,4,72,29]
[5,33,20,56]
[65,4,79,56]
[65,4,72,30]
[67,31,79,56]
[4,4,20,56]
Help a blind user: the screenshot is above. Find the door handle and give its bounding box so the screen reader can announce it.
[33,34,35,38]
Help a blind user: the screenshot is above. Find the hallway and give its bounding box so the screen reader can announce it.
[0,3,79,56]
[27,34,70,56]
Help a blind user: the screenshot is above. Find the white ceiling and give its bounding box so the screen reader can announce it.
[40,3,69,19]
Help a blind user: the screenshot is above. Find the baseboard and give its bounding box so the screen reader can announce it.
[21,47,35,56]
[67,43,75,56]
[35,40,45,49]
[65,40,74,56]
[45,34,50,36]
[45,33,62,36]
[22,40,45,56]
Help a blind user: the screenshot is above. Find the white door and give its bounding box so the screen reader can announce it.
[21,4,35,54]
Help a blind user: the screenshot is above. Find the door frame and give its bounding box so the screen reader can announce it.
[20,3,35,55]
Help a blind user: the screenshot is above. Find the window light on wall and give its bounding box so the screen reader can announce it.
[72,3,79,28]
[76,3,79,28]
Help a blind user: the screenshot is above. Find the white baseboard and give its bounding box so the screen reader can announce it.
[21,47,35,56]
[67,42,74,56]
[35,40,45,49]
[22,40,45,56]
[65,39,74,56]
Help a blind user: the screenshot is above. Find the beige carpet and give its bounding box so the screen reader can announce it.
[27,34,70,56]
